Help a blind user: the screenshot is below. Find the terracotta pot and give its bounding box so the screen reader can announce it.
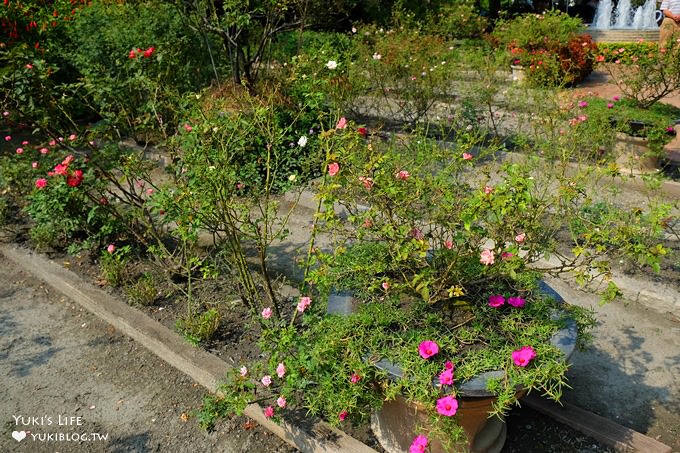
[371,392,525,453]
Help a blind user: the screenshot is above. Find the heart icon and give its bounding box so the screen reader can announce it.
[12,431,26,442]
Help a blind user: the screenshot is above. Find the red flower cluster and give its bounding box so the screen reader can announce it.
[47,154,84,187]
[128,46,155,59]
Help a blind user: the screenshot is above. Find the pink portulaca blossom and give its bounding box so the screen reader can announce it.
[262,307,273,319]
[512,346,537,367]
[350,372,361,384]
[438,368,454,386]
[263,406,274,418]
[418,340,439,359]
[409,434,429,453]
[435,395,458,416]
[508,297,526,308]
[480,249,495,265]
[4,135,11,141]
[297,296,312,313]
[328,162,340,176]
[277,362,286,378]
[488,295,505,308]
[261,375,272,387]
[445,360,454,371]
[578,101,588,108]
[68,134,77,141]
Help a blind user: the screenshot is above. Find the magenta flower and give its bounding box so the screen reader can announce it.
[462,152,473,160]
[418,340,439,359]
[106,244,116,254]
[339,411,348,421]
[512,346,537,367]
[578,101,588,108]
[4,135,11,141]
[438,368,454,386]
[276,362,286,378]
[613,95,620,101]
[328,162,340,176]
[261,375,272,387]
[508,297,526,308]
[502,252,514,260]
[488,295,505,308]
[435,395,458,416]
[607,103,614,109]
[336,117,348,129]
[409,434,429,453]
[445,360,454,370]
[409,228,424,240]
[480,249,495,265]
[35,178,47,189]
[276,396,287,408]
[350,372,361,384]
[262,307,273,319]
[263,406,274,418]
[21,140,29,145]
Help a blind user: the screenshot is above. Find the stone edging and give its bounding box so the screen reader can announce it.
[0,244,377,453]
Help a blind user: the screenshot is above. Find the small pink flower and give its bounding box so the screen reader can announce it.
[512,346,537,367]
[107,244,116,254]
[359,176,374,190]
[262,307,272,319]
[35,178,47,189]
[15,147,23,154]
[236,182,245,190]
[58,137,64,142]
[68,134,77,141]
[445,360,454,370]
[350,372,361,384]
[339,411,348,421]
[409,228,424,240]
[462,152,473,160]
[578,101,588,108]
[438,368,454,386]
[613,95,620,101]
[409,434,429,453]
[502,252,514,260]
[240,366,248,377]
[49,139,56,146]
[25,64,33,69]
[21,140,29,145]
[480,249,495,265]
[184,124,192,132]
[362,218,373,228]
[515,232,525,243]
[395,170,410,180]
[444,239,453,249]
[436,395,458,416]
[336,117,348,129]
[276,396,287,408]
[40,147,49,154]
[261,375,272,387]
[328,162,340,176]
[607,103,614,109]
[508,296,526,308]
[297,296,312,313]
[2,111,8,116]
[31,161,38,169]
[381,281,390,290]
[418,340,439,359]
[488,295,505,308]
[277,362,286,378]
[146,188,154,195]
[484,185,493,195]
[264,406,274,418]
[4,135,11,141]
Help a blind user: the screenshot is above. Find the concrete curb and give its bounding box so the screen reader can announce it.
[0,244,377,453]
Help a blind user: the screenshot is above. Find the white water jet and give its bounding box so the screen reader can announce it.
[591,0,658,29]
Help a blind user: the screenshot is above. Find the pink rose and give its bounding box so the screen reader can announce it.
[261,375,272,387]
[107,244,116,254]
[297,296,312,313]
[263,406,274,418]
[276,396,287,408]
[328,162,340,176]
[336,117,348,129]
[276,362,286,378]
[262,307,273,319]
[480,249,495,265]
[462,152,473,160]
[35,178,47,189]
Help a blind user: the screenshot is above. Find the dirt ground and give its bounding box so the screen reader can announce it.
[0,257,295,453]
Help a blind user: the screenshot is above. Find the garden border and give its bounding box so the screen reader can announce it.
[0,243,673,452]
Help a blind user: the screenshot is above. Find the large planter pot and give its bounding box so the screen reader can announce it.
[613,132,660,175]
[328,281,577,453]
[510,65,525,84]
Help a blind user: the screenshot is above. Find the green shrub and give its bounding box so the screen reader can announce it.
[176,307,220,346]
[100,245,130,287]
[427,1,488,39]
[125,272,158,306]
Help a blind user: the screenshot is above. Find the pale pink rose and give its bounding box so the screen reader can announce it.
[35,178,47,189]
[480,249,495,265]
[31,162,38,168]
[462,152,473,160]
[328,162,340,176]
[276,396,287,408]
[515,232,526,243]
[484,185,493,195]
[336,117,348,129]
[68,134,77,141]
[381,281,390,290]
[107,244,116,254]
[276,362,286,378]
[261,375,272,387]
[262,307,272,319]
[297,296,312,313]
[395,170,410,180]
[263,406,274,418]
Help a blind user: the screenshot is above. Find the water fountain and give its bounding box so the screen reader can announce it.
[588,0,660,42]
